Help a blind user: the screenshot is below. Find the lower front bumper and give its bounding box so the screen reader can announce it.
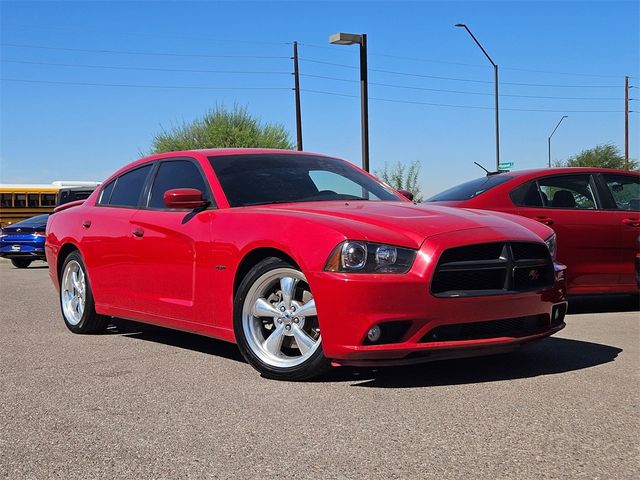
[309,260,567,363]
[332,322,565,367]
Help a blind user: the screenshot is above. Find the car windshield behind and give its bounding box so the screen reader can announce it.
[426,175,512,201]
[208,154,401,207]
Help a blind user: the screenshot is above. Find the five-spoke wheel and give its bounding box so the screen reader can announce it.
[59,251,106,334]
[234,257,329,380]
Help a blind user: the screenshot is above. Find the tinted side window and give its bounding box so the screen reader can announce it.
[537,174,597,210]
[97,180,116,205]
[109,165,152,208]
[148,160,208,209]
[1,194,13,207]
[427,175,512,202]
[510,181,544,207]
[603,174,639,211]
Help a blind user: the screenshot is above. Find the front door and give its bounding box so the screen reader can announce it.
[127,158,216,325]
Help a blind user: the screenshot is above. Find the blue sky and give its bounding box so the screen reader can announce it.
[1,0,638,196]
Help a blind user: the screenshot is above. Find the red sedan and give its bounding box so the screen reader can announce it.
[427,167,640,296]
[46,149,566,380]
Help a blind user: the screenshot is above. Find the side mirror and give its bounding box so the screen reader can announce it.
[163,188,206,209]
[398,189,414,201]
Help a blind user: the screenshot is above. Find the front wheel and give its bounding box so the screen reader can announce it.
[234,257,330,381]
[11,258,31,268]
[59,251,107,334]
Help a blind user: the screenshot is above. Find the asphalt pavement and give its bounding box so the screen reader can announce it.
[1,259,638,479]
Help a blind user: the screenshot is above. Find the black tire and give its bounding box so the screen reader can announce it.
[11,258,31,269]
[59,251,107,334]
[233,257,330,381]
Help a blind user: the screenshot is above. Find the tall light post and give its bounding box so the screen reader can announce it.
[455,23,500,171]
[329,32,369,172]
[548,115,568,168]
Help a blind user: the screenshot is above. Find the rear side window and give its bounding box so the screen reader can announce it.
[603,173,639,211]
[515,174,598,210]
[538,174,597,209]
[97,180,115,205]
[427,175,511,202]
[148,160,208,209]
[108,165,152,208]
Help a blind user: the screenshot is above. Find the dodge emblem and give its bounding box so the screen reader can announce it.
[528,269,540,281]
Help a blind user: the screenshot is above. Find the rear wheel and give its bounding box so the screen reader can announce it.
[59,251,107,334]
[11,259,31,269]
[234,257,330,381]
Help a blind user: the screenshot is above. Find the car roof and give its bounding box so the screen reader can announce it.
[493,167,639,180]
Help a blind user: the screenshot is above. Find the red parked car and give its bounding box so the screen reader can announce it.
[427,168,640,296]
[46,149,566,380]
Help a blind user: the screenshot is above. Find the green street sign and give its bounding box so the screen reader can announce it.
[498,162,514,168]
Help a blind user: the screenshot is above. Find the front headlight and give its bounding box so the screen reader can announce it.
[545,233,557,259]
[324,240,416,273]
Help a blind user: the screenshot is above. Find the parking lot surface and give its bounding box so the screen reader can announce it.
[1,259,638,479]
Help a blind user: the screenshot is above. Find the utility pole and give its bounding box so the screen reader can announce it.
[625,75,629,169]
[292,41,303,151]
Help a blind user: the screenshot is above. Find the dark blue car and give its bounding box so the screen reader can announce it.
[0,214,49,268]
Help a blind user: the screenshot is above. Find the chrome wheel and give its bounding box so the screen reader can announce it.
[61,260,86,326]
[242,268,321,368]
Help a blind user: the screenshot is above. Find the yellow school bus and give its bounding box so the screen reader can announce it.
[0,182,101,227]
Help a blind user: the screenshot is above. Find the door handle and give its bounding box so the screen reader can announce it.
[535,216,555,226]
[622,218,640,227]
[132,227,144,238]
[82,220,91,229]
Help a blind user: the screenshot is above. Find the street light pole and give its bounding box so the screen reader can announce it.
[330,32,370,172]
[455,24,500,171]
[548,115,568,168]
[292,41,303,151]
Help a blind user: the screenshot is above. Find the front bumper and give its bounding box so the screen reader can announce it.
[309,237,567,366]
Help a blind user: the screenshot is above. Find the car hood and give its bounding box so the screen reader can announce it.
[254,201,544,248]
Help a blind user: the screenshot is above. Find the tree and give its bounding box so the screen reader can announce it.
[553,143,638,170]
[375,160,424,201]
[150,104,293,153]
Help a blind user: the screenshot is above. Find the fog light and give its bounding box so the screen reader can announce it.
[367,325,382,342]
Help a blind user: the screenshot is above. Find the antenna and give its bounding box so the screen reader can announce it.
[474,162,491,175]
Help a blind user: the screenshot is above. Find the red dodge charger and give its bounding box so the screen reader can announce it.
[46,149,567,380]
[427,168,640,296]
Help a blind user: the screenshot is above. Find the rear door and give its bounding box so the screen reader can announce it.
[128,158,216,325]
[597,172,640,289]
[81,164,153,310]
[512,173,616,292]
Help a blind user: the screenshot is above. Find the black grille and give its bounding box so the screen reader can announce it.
[431,242,554,297]
[420,315,549,343]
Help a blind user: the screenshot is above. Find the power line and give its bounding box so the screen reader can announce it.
[2,59,291,75]
[298,41,629,78]
[0,78,291,91]
[1,43,290,60]
[300,73,622,100]
[302,89,629,113]
[7,24,291,47]
[300,58,622,88]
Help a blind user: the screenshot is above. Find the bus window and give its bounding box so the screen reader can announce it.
[15,194,27,207]
[41,194,56,206]
[0,194,12,207]
[27,194,39,207]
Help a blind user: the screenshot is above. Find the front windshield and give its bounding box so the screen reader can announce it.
[209,154,401,207]
[426,175,512,202]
